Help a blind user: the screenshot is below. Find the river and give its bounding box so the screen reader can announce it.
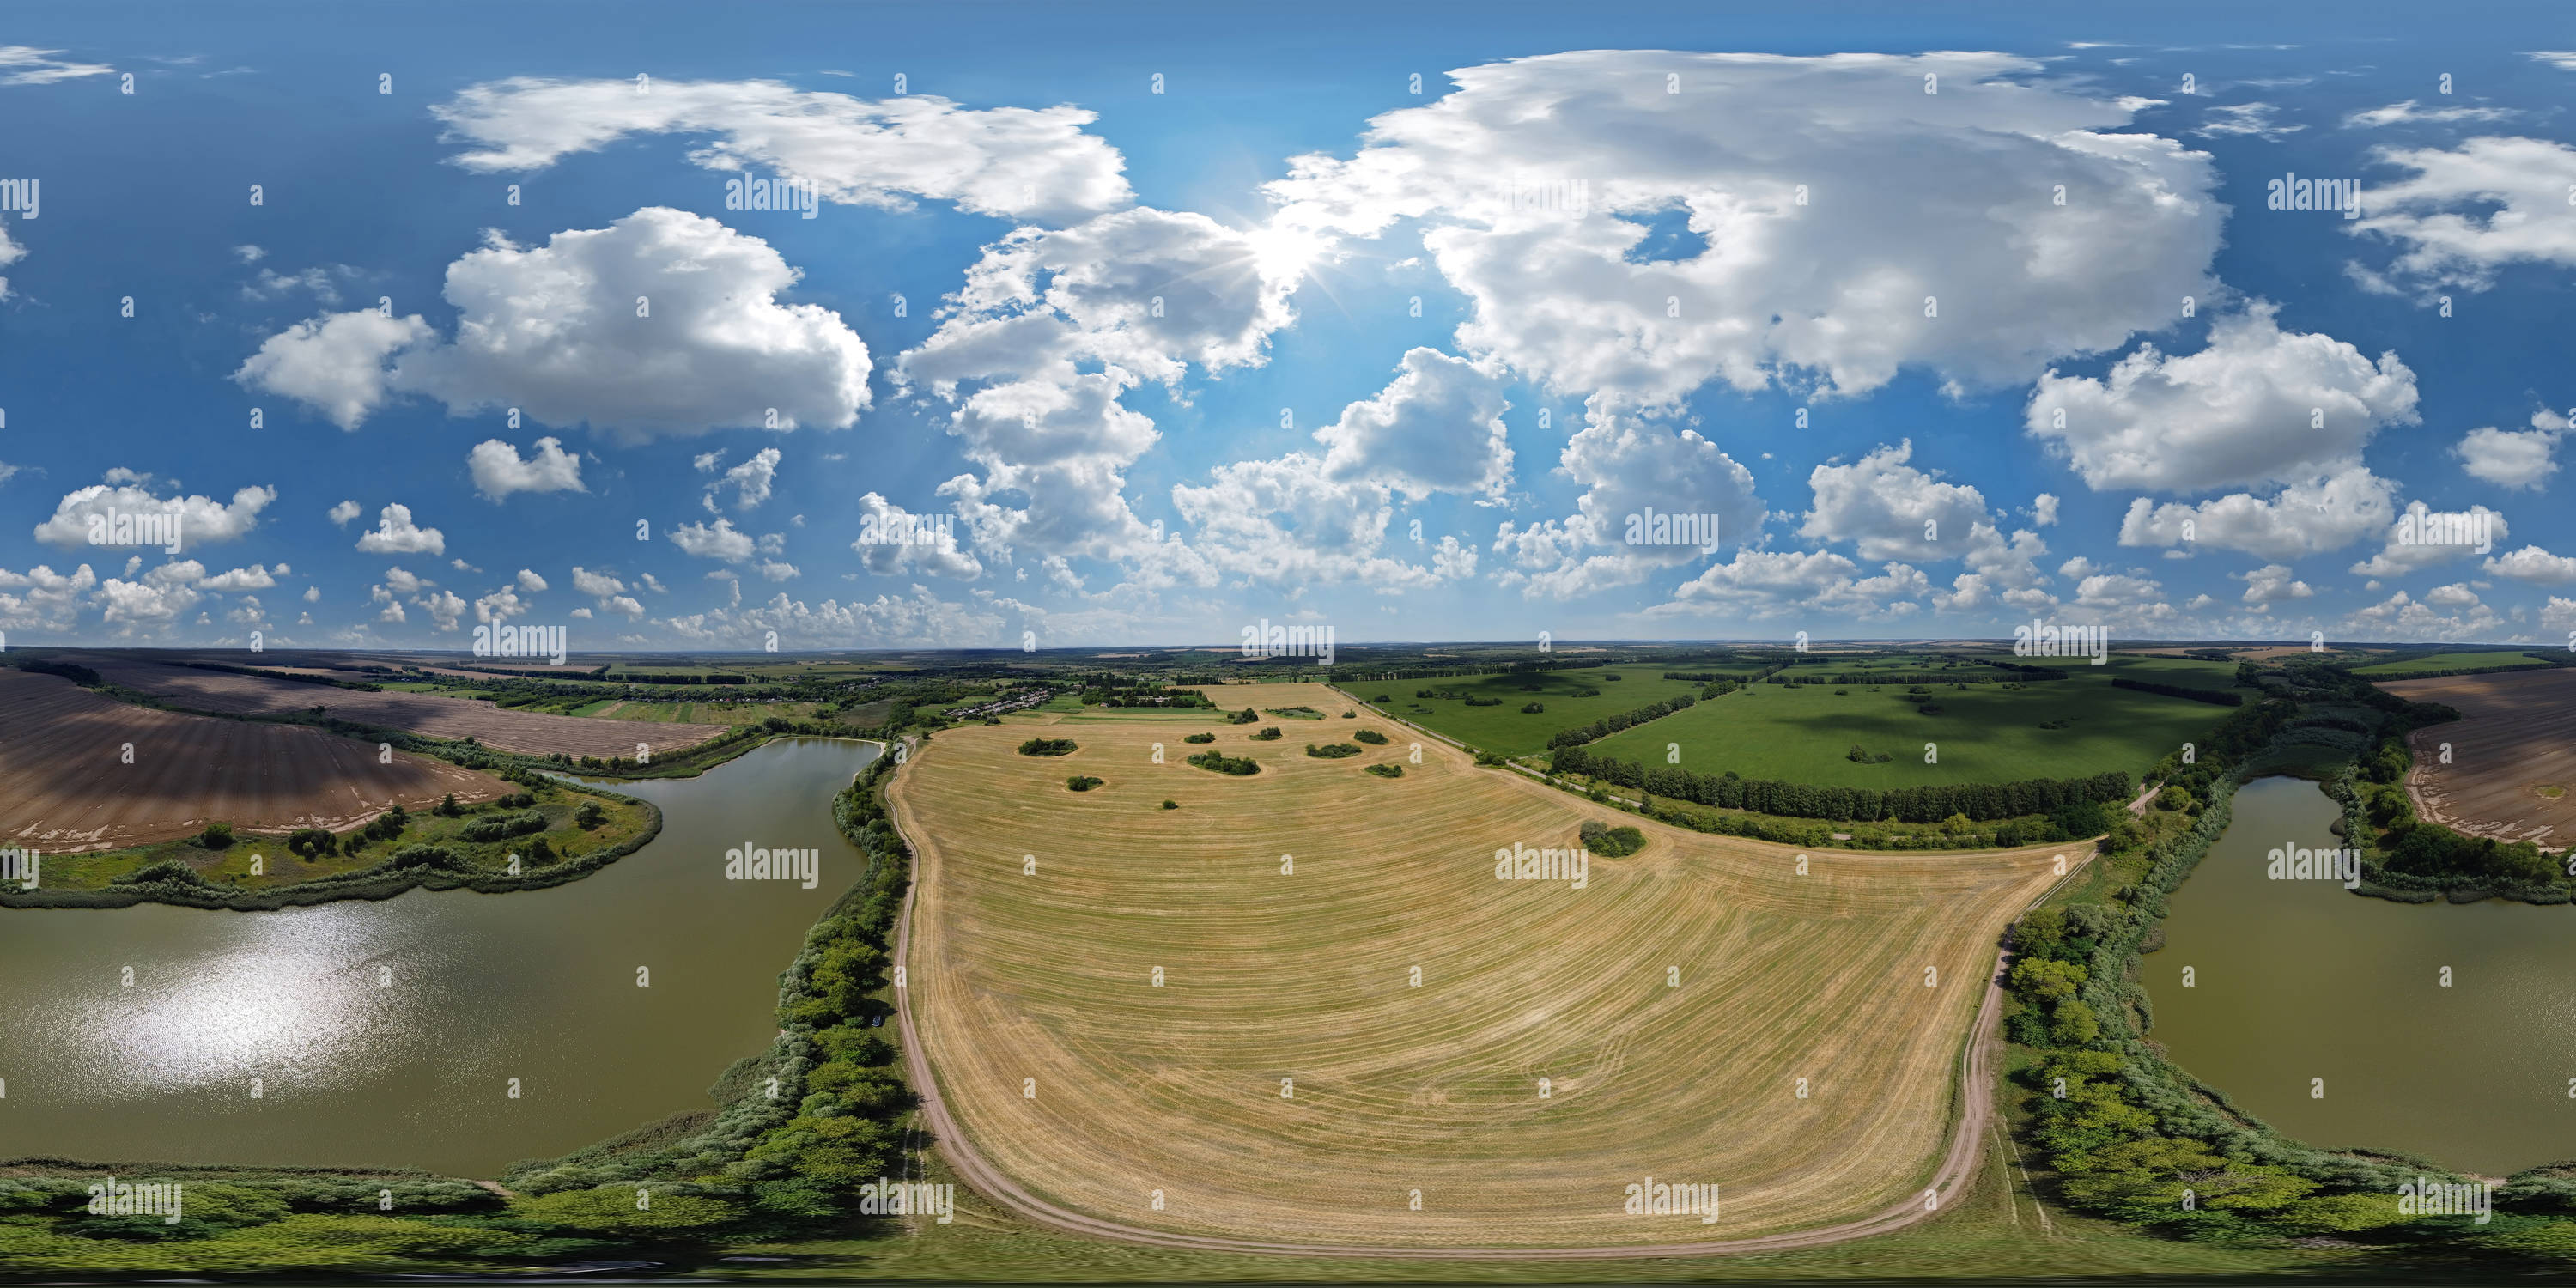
[2148,774,2576,1176]
[0,736,876,1178]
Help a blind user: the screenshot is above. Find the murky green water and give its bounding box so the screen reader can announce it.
[2148,775,2576,1176]
[0,737,876,1177]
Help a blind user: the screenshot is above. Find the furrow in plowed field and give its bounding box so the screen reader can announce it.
[78,659,720,759]
[0,670,509,850]
[2383,669,2576,850]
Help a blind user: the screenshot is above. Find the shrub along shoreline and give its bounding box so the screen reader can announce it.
[0,781,662,912]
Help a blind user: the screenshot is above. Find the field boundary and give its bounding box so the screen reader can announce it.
[886,712,2026,1259]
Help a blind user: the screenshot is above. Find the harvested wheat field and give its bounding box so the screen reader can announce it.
[890,682,2069,1249]
[2382,669,2576,849]
[0,670,508,850]
[76,658,719,759]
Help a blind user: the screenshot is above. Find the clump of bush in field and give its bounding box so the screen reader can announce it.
[1188,750,1261,775]
[1307,743,1362,758]
[1352,728,1388,745]
[1018,737,1078,756]
[1521,702,1545,714]
[117,859,205,886]
[196,822,235,850]
[1066,775,1104,792]
[1162,799,1180,809]
[1581,820,1645,856]
[1372,694,1392,702]
[1230,708,1260,724]
[360,805,410,843]
[574,801,606,829]
[497,791,537,809]
[1576,687,1602,697]
[460,811,548,843]
[1343,710,1357,718]
[1462,696,1503,707]
[286,827,337,858]
[1845,744,1892,763]
[1184,732,1216,744]
[1251,726,1283,741]
[1365,763,1404,779]
[389,844,469,872]
[434,793,463,817]
[1266,706,1325,720]
[1603,674,1622,681]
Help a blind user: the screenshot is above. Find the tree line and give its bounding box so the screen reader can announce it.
[1545,692,1699,749]
[1550,743,2130,823]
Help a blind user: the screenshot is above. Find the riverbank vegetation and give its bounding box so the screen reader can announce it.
[1992,659,2576,1270]
[2,775,657,909]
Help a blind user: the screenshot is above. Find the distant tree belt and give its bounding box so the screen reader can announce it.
[617,671,750,684]
[1772,671,2052,685]
[2109,677,2245,706]
[1546,692,1698,749]
[16,659,101,686]
[180,660,380,690]
[1552,744,2130,823]
[1328,659,1607,682]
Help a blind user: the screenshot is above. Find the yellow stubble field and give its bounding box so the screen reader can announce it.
[890,682,2069,1249]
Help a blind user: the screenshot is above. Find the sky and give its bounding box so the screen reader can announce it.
[3,0,2574,652]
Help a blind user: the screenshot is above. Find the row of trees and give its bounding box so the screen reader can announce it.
[1544,692,1698,749]
[2111,677,2244,707]
[1551,743,2131,823]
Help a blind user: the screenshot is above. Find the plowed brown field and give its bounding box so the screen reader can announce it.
[2383,668,2576,849]
[0,670,508,851]
[80,659,720,759]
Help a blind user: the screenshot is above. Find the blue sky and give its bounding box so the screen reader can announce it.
[3,1,2574,651]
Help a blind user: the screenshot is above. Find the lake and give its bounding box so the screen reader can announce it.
[2148,774,2576,1176]
[0,737,876,1178]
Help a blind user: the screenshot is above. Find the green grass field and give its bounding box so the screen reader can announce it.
[1349,668,1707,756]
[2351,650,2557,677]
[1585,670,2239,787]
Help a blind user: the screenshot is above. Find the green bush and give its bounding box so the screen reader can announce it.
[1187,750,1261,776]
[1306,743,1363,758]
[117,859,205,886]
[1352,728,1388,745]
[389,844,468,872]
[459,811,547,843]
[1017,738,1078,756]
[574,801,606,829]
[1183,732,1216,744]
[286,828,337,859]
[1520,702,1545,714]
[197,822,235,850]
[1163,799,1180,809]
[1579,820,1645,856]
[1066,775,1105,792]
[1365,763,1404,779]
[1251,726,1282,740]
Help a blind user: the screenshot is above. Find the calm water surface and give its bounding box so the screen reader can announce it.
[2149,775,2576,1176]
[0,737,875,1176]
